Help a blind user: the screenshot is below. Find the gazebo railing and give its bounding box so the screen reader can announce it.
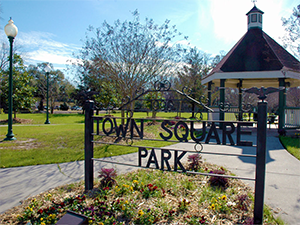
[285,107,300,129]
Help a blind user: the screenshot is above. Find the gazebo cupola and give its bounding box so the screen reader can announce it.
[246,5,264,30]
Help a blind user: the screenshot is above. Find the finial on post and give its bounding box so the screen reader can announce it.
[243,87,281,102]
[252,0,257,6]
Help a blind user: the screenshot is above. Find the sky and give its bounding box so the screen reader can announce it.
[0,0,298,82]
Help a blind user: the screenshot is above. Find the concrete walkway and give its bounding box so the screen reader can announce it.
[0,127,299,224]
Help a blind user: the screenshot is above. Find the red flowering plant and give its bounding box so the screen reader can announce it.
[98,168,117,188]
[208,168,229,189]
[141,183,159,199]
[187,153,202,171]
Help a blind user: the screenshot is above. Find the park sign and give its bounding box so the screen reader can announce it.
[99,116,253,146]
[95,116,253,172]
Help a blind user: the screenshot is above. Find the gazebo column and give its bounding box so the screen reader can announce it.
[278,78,286,130]
[220,79,225,122]
[207,81,212,107]
[238,79,243,121]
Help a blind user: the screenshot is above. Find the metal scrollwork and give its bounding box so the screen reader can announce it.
[219,102,231,112]
[182,86,192,95]
[154,80,171,91]
[194,111,203,121]
[152,100,160,111]
[125,138,133,146]
[242,103,253,113]
[135,87,144,97]
[199,95,209,106]
[160,100,167,111]
[166,100,175,112]
[194,143,203,152]
[122,96,131,105]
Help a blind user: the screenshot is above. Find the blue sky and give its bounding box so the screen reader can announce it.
[0,0,298,81]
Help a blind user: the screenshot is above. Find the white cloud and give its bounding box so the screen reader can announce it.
[210,0,249,44]
[27,50,74,65]
[0,31,79,70]
[18,31,68,49]
[209,0,293,46]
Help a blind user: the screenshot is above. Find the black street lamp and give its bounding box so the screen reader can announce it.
[44,65,51,124]
[4,18,18,141]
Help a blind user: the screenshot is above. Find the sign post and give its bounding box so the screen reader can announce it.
[85,100,94,191]
[254,101,267,224]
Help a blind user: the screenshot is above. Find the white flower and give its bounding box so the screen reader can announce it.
[227,201,236,207]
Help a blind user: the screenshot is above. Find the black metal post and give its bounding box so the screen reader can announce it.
[219,79,225,122]
[44,71,50,124]
[5,36,16,141]
[85,100,94,191]
[254,101,267,224]
[278,78,286,130]
[207,81,212,107]
[238,79,243,121]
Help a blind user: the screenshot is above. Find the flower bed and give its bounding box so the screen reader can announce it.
[0,161,279,224]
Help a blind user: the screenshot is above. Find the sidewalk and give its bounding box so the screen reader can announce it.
[0,128,299,224]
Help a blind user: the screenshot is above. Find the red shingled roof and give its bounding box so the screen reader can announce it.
[208,28,300,76]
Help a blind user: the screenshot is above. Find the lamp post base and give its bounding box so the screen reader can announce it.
[4,134,16,141]
[45,120,51,124]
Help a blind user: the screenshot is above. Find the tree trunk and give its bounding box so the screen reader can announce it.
[151,110,157,118]
[179,101,182,118]
[121,110,125,125]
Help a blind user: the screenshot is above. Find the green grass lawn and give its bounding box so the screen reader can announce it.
[0,112,286,224]
[0,112,86,124]
[279,135,300,160]
[0,111,196,168]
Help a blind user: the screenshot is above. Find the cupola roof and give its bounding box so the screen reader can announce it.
[246,5,264,15]
[246,5,264,30]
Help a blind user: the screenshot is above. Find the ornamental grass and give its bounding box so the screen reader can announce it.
[0,161,280,225]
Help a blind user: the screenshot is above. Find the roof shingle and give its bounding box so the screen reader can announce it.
[209,28,300,75]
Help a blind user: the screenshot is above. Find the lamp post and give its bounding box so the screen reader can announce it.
[44,65,51,124]
[4,18,18,141]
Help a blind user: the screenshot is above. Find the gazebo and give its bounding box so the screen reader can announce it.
[202,4,300,129]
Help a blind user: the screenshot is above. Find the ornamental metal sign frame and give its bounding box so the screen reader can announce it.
[84,82,271,224]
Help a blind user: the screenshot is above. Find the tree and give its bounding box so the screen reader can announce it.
[0,54,36,118]
[282,4,300,59]
[287,87,300,107]
[73,10,187,114]
[176,47,211,99]
[57,79,76,103]
[173,47,212,117]
[28,63,68,113]
[0,43,10,72]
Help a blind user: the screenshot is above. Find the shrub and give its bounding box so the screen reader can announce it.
[60,103,69,111]
[98,168,117,188]
[208,169,229,189]
[187,154,202,171]
[278,129,286,136]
